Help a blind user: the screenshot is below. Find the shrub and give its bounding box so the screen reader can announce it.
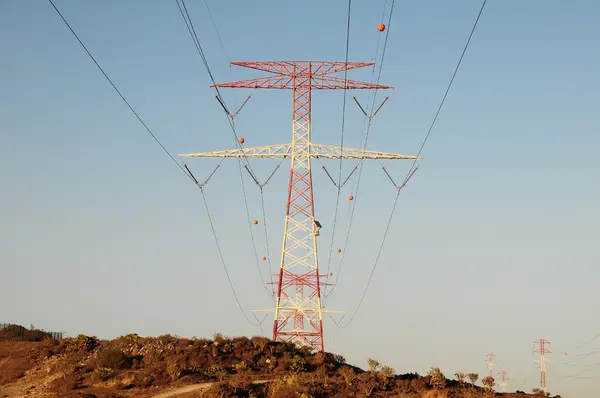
[66,334,98,352]
[228,372,253,393]
[233,360,249,373]
[358,372,378,396]
[367,358,381,373]
[427,367,446,389]
[379,365,395,380]
[288,354,307,373]
[467,372,479,385]
[333,354,346,364]
[166,358,182,380]
[95,345,130,370]
[339,366,355,386]
[481,375,495,390]
[206,364,228,382]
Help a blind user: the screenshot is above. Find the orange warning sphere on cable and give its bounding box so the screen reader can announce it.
[253,219,258,225]
[262,256,266,261]
[329,272,333,276]
[377,23,385,32]
[337,248,342,253]
[348,195,354,201]
[238,137,245,144]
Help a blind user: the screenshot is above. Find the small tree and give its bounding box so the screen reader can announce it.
[379,365,395,380]
[482,375,495,390]
[166,358,182,380]
[367,358,381,373]
[455,371,467,384]
[467,372,479,386]
[358,373,377,396]
[339,366,355,386]
[427,367,447,389]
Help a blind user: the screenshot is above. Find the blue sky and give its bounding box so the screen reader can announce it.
[1,0,599,396]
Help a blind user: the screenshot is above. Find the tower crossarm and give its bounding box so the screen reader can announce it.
[180,143,292,159]
[213,75,391,90]
[230,61,375,76]
[311,144,422,160]
[180,143,422,160]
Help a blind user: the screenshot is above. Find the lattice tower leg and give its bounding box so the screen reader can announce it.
[272,63,324,351]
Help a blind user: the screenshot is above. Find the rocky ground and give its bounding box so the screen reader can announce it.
[0,325,560,397]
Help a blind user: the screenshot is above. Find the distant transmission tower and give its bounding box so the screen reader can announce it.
[534,339,552,394]
[181,61,421,351]
[498,369,508,393]
[486,352,495,378]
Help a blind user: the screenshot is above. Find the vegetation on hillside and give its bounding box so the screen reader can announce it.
[0,326,561,397]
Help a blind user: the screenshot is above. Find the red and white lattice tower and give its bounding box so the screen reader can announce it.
[534,339,552,394]
[180,61,421,351]
[498,369,508,393]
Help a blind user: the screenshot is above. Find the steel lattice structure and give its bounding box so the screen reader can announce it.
[534,339,552,394]
[498,369,508,393]
[181,61,421,351]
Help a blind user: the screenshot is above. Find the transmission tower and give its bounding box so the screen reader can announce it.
[498,369,508,393]
[181,61,421,351]
[534,338,552,394]
[486,352,495,378]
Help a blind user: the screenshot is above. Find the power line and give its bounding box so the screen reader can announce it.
[324,0,353,297]
[203,0,231,75]
[175,0,275,298]
[47,0,191,183]
[47,0,263,327]
[199,188,265,327]
[175,0,254,173]
[404,0,488,178]
[325,0,395,299]
[334,0,488,327]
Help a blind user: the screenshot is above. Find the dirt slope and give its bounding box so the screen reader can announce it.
[0,329,559,397]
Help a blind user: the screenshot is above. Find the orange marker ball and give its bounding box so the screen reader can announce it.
[377,23,385,32]
[348,195,354,201]
[262,256,267,261]
[253,219,258,225]
[337,248,342,253]
[238,137,245,144]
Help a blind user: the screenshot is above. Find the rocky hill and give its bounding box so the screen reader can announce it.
[0,325,560,397]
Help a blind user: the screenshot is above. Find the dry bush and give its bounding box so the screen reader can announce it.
[66,334,98,352]
[427,367,446,389]
[481,375,495,390]
[287,354,307,373]
[339,366,355,386]
[205,364,228,382]
[467,372,479,385]
[95,345,131,370]
[379,365,395,380]
[250,335,270,350]
[166,358,182,380]
[333,353,346,364]
[455,371,467,384]
[269,373,309,397]
[358,372,378,396]
[228,372,253,393]
[368,358,381,372]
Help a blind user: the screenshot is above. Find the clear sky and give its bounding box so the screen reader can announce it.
[1,0,599,396]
